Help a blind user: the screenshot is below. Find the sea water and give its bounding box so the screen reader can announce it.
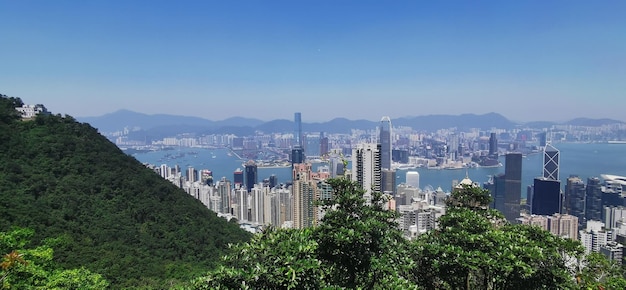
[130,143,626,198]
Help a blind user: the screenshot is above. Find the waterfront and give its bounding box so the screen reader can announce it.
[130,143,626,198]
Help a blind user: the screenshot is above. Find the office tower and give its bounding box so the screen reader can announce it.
[245,160,257,192]
[269,174,278,189]
[604,206,626,230]
[488,133,498,157]
[486,174,507,213]
[352,143,381,203]
[294,112,302,147]
[565,175,586,228]
[406,171,420,189]
[532,178,561,215]
[543,143,560,180]
[250,185,264,224]
[526,185,534,214]
[233,168,244,189]
[379,116,392,170]
[586,177,603,222]
[503,153,522,222]
[381,169,396,195]
[292,163,317,229]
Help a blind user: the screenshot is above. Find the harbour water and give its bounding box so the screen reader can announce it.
[130,143,626,198]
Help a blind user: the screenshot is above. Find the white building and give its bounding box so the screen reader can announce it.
[351,143,381,203]
[406,171,420,190]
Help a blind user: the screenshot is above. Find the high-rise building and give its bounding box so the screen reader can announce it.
[488,132,498,157]
[379,116,392,170]
[187,167,198,183]
[532,177,561,215]
[406,171,420,189]
[503,153,522,222]
[351,143,381,203]
[586,177,603,222]
[216,177,231,215]
[233,168,244,188]
[269,174,278,189]
[543,143,560,180]
[565,175,586,228]
[320,132,329,156]
[294,112,302,147]
[292,163,317,229]
[381,169,396,195]
[245,160,257,192]
[548,213,578,240]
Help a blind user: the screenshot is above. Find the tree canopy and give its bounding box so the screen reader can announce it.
[0,95,251,288]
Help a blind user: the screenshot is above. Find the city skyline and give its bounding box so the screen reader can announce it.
[2,1,625,122]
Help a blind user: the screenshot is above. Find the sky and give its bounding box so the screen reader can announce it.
[1,1,625,122]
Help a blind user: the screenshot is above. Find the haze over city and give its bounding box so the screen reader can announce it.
[1,1,625,122]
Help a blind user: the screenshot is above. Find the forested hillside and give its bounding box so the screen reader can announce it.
[0,95,250,288]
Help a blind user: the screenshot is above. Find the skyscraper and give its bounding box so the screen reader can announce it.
[503,153,522,222]
[489,132,498,157]
[292,112,305,167]
[379,116,392,170]
[245,160,257,192]
[565,175,586,228]
[543,143,560,180]
[233,168,244,189]
[532,177,561,215]
[586,177,603,222]
[294,112,302,148]
[351,143,381,203]
[381,169,396,195]
[292,163,317,229]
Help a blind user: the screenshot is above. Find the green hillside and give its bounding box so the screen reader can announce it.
[0,95,251,288]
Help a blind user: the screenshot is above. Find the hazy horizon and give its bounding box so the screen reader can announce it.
[2,1,625,122]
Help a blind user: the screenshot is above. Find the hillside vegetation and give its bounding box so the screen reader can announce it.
[0,95,250,288]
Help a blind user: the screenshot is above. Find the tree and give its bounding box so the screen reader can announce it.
[575,252,626,289]
[0,227,109,289]
[313,178,416,289]
[411,185,583,289]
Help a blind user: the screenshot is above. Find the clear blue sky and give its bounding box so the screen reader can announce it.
[1,1,625,122]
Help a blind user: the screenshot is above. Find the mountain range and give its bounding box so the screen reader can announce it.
[78,110,625,138]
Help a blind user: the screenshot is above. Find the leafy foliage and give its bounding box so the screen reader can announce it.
[0,95,251,288]
[411,185,584,289]
[0,227,108,289]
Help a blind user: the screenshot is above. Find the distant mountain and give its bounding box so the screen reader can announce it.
[564,118,624,127]
[78,110,264,133]
[1,98,251,288]
[79,110,625,138]
[394,112,518,131]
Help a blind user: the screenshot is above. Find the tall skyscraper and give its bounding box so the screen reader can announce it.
[565,175,586,228]
[233,168,244,189]
[381,169,396,195]
[292,163,319,229]
[379,116,392,170]
[489,132,498,157]
[351,143,381,203]
[245,160,257,192]
[543,143,560,180]
[320,132,329,156]
[532,177,561,215]
[586,177,603,222]
[292,112,305,167]
[294,112,302,148]
[503,153,522,222]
